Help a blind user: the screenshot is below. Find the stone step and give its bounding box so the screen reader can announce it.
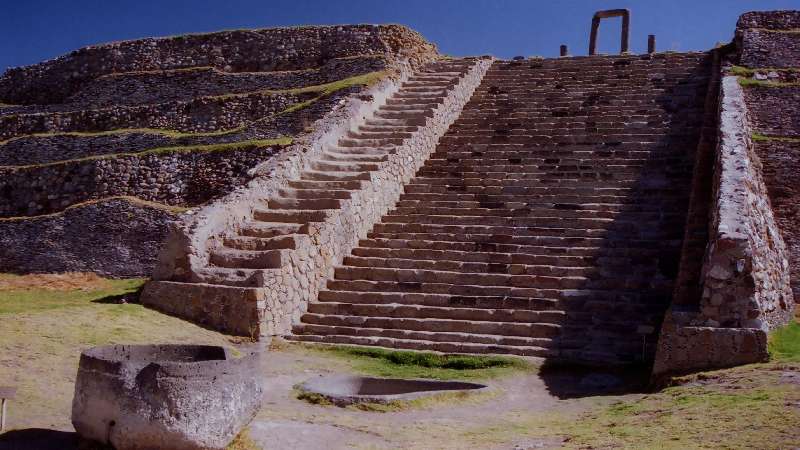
[379,213,683,230]
[277,188,352,200]
[192,267,269,288]
[300,170,371,182]
[341,255,647,277]
[253,208,330,223]
[357,124,420,133]
[241,222,307,238]
[268,197,343,210]
[364,117,427,127]
[317,289,560,310]
[338,137,406,147]
[374,109,434,120]
[326,145,397,156]
[308,160,381,172]
[287,179,364,190]
[287,333,555,358]
[307,301,567,324]
[321,151,389,163]
[347,130,414,140]
[293,322,558,349]
[324,279,671,304]
[298,313,563,339]
[358,236,674,256]
[368,222,683,240]
[388,206,684,220]
[209,248,289,269]
[332,265,655,291]
[223,234,307,251]
[394,198,686,210]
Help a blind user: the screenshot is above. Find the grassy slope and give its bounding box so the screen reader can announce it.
[280,342,534,380]
[0,274,238,430]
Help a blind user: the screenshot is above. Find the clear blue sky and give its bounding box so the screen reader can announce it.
[1,0,798,70]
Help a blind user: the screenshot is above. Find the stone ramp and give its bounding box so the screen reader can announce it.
[289,53,713,364]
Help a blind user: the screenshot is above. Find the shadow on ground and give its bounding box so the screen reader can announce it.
[538,360,651,399]
[0,429,80,450]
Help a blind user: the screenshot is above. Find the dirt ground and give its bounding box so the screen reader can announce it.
[0,274,798,449]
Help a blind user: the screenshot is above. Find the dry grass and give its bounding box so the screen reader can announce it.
[0,272,112,292]
[0,196,189,222]
[0,273,238,430]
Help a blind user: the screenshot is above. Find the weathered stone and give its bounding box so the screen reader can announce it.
[72,344,262,450]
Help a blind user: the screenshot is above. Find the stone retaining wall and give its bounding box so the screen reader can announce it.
[0,197,176,276]
[743,86,800,136]
[143,57,492,336]
[654,75,795,378]
[753,140,800,298]
[0,143,286,217]
[737,11,800,68]
[0,88,356,166]
[0,25,436,104]
[65,55,386,108]
[0,90,312,140]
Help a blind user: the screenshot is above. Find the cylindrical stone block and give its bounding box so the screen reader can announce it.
[560,45,569,57]
[648,34,656,54]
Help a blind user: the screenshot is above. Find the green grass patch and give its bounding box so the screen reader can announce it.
[769,320,800,362]
[0,71,385,146]
[0,278,146,314]
[752,132,800,143]
[1,138,292,170]
[0,196,190,221]
[738,77,800,88]
[297,344,533,380]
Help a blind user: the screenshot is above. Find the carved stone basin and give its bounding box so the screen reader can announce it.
[71,344,262,450]
[299,375,487,406]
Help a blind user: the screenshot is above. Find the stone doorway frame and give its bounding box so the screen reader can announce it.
[589,9,631,55]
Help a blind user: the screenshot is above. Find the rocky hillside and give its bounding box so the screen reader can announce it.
[0,25,438,276]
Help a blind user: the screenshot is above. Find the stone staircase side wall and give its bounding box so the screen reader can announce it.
[736,10,800,68]
[701,76,794,330]
[653,75,795,378]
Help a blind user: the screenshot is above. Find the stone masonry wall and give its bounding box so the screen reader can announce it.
[744,87,800,136]
[0,198,176,276]
[0,87,356,166]
[0,90,313,140]
[64,56,387,108]
[699,76,793,330]
[737,11,800,68]
[0,143,286,217]
[0,25,436,105]
[653,75,795,378]
[754,140,800,298]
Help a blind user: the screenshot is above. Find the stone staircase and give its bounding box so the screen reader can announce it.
[289,53,713,364]
[142,57,492,335]
[194,60,478,286]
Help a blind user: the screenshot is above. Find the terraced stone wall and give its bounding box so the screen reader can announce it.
[736,11,800,68]
[0,25,436,104]
[0,24,439,276]
[736,11,800,299]
[0,198,177,276]
[0,143,286,217]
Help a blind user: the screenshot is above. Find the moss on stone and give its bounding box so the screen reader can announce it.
[0,196,189,221]
[1,138,292,170]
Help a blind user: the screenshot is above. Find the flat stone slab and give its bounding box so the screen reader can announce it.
[71,344,262,450]
[298,374,487,406]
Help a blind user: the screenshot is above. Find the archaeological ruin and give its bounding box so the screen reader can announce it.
[0,10,798,379]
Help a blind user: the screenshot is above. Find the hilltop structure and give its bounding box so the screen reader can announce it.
[0,11,797,377]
